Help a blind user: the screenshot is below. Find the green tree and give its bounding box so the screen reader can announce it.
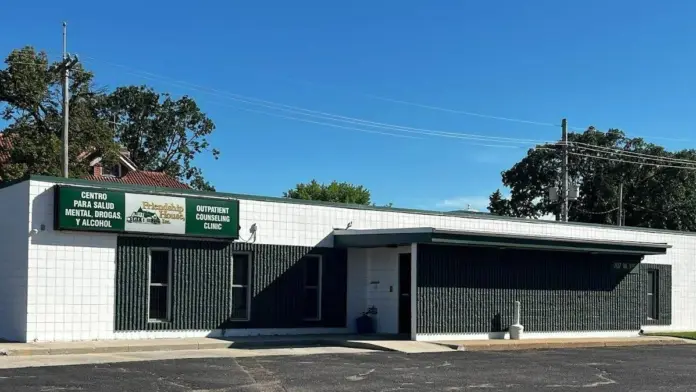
[0,47,118,180]
[488,127,696,231]
[0,46,219,190]
[284,180,372,205]
[488,189,512,217]
[103,86,219,191]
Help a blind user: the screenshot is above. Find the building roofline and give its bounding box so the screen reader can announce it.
[332,227,671,255]
[7,174,696,238]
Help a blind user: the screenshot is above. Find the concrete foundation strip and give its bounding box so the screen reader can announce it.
[0,337,690,357]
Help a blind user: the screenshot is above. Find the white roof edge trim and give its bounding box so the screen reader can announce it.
[333,228,434,235]
[332,227,669,249]
[118,155,138,171]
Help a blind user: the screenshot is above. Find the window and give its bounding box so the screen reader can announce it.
[148,249,172,322]
[103,163,121,177]
[231,253,251,320]
[647,270,659,320]
[303,255,322,321]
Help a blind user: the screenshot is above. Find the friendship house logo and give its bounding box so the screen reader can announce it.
[126,201,185,225]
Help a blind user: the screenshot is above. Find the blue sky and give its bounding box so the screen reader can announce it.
[2,1,696,211]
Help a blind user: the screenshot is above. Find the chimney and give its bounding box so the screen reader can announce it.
[119,146,131,159]
[93,163,103,177]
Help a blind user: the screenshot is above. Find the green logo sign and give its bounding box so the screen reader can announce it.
[55,186,239,239]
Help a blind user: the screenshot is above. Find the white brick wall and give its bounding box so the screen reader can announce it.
[238,198,696,332]
[17,179,696,341]
[346,246,409,334]
[27,181,116,342]
[0,181,30,342]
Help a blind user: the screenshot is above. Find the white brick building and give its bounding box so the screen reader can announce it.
[0,176,692,342]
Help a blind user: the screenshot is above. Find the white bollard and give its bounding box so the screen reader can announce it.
[509,301,524,340]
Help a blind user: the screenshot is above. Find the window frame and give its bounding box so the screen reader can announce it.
[230,252,252,321]
[647,269,659,320]
[302,254,323,322]
[147,247,173,323]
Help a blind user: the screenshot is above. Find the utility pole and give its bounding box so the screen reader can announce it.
[561,118,569,222]
[61,22,68,178]
[618,184,624,226]
[55,22,79,178]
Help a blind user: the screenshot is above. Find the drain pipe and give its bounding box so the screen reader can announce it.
[509,301,524,340]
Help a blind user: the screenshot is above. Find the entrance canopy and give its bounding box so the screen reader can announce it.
[332,228,670,256]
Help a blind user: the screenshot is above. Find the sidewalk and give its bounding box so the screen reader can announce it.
[433,336,691,351]
[0,334,690,357]
[0,334,429,357]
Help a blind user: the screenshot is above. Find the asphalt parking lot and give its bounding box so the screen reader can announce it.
[1,344,695,391]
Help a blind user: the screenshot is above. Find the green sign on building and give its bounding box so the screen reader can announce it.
[54,185,240,239]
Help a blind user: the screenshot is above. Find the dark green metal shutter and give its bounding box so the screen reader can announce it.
[227,243,347,329]
[115,238,347,331]
[641,263,672,326]
[416,244,646,334]
[115,238,150,330]
[115,237,232,331]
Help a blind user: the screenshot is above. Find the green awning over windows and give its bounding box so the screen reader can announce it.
[332,228,670,256]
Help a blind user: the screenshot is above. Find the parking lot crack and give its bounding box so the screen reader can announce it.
[237,358,287,392]
[583,370,616,388]
[346,368,375,381]
[547,366,617,388]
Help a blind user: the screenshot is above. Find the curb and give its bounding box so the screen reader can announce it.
[2,338,686,357]
[433,338,688,352]
[0,338,397,357]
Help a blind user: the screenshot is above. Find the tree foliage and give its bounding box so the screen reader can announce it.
[103,86,219,191]
[284,180,372,205]
[0,46,218,190]
[0,47,118,180]
[488,128,696,231]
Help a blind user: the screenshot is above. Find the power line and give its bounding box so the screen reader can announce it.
[532,146,559,152]
[81,56,557,146]
[125,70,531,145]
[574,205,619,215]
[218,66,566,129]
[101,69,535,146]
[82,55,562,130]
[98,72,549,146]
[229,105,540,147]
[83,54,696,148]
[159,76,551,144]
[108,64,542,145]
[12,54,696,146]
[84,55,696,144]
[364,95,560,128]
[109,88,536,148]
[104,97,416,141]
[213,104,422,140]
[568,151,696,171]
[87,54,694,146]
[571,143,696,166]
[210,92,547,145]
[534,142,696,167]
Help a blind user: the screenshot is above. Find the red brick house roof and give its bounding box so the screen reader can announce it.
[83,171,191,189]
[0,132,190,189]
